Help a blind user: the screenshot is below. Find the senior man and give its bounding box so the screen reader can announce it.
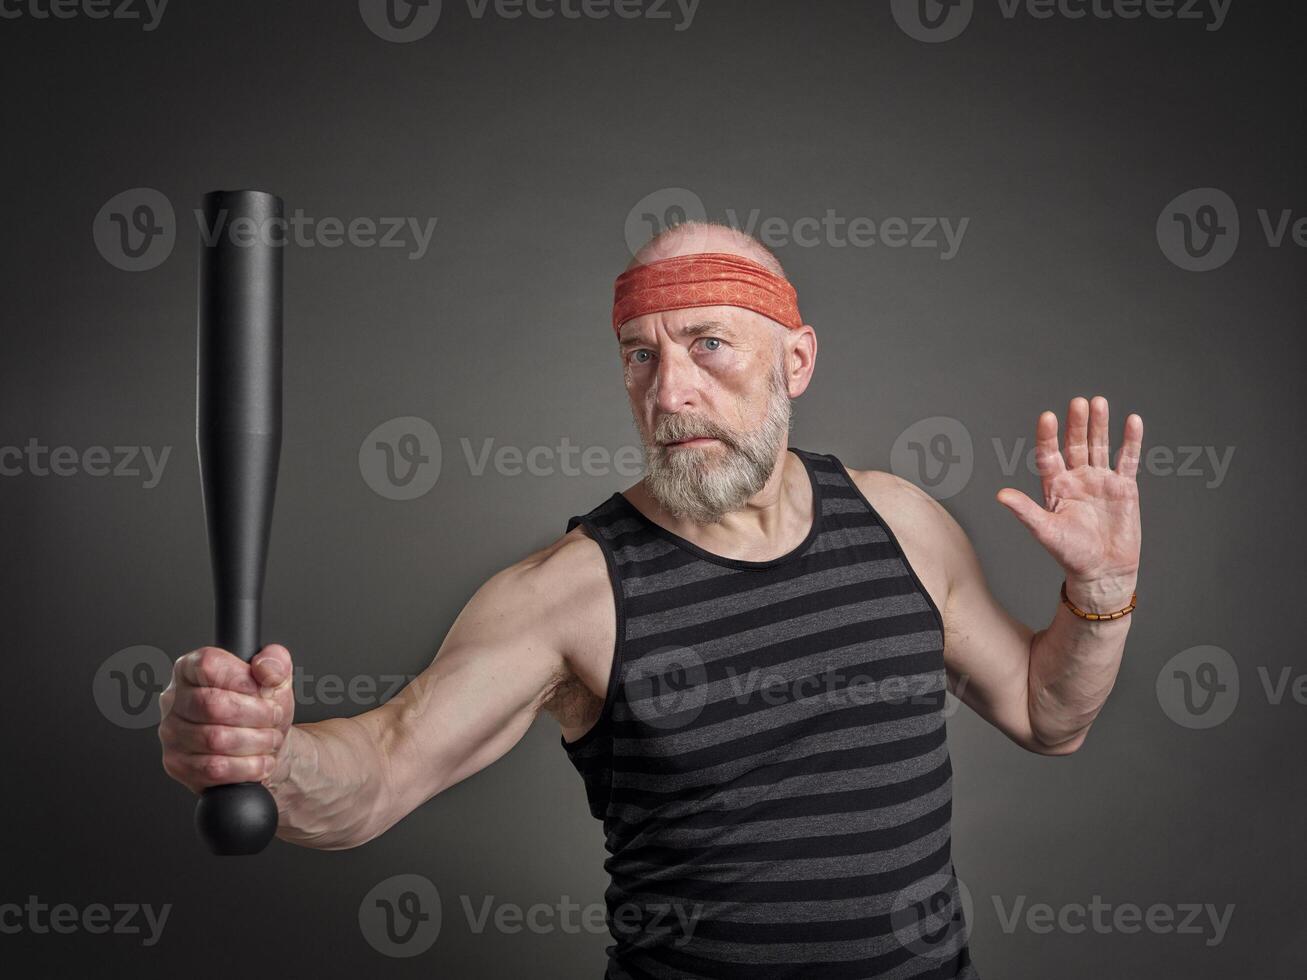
[160,221,1143,979]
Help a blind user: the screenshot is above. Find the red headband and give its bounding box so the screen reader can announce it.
[612,252,803,336]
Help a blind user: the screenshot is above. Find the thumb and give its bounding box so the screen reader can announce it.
[251,644,293,694]
[995,488,1049,538]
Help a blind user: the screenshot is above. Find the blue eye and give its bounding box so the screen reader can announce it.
[630,350,651,364]
[700,338,722,351]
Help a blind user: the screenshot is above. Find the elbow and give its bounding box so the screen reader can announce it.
[1025,723,1089,756]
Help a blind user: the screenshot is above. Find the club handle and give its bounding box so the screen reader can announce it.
[194,189,284,856]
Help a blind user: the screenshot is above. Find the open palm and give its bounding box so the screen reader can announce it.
[997,396,1143,592]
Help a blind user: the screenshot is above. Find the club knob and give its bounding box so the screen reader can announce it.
[195,782,279,855]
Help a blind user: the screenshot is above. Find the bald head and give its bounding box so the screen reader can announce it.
[627,220,787,278]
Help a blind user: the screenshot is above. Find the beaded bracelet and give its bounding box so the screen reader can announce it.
[1060,580,1137,621]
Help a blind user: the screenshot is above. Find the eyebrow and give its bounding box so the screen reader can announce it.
[618,320,730,352]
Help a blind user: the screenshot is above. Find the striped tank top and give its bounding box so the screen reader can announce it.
[562,447,977,980]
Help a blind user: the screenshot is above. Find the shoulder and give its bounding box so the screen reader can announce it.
[839,464,971,595]
[504,521,617,659]
[842,465,954,536]
[484,522,612,620]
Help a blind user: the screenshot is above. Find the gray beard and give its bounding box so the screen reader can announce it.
[640,360,793,526]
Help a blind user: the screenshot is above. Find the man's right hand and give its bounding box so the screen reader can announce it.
[149,525,611,850]
[158,644,296,795]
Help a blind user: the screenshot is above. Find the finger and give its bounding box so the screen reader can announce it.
[167,751,275,791]
[161,718,284,757]
[251,644,293,691]
[1033,410,1066,504]
[1115,412,1144,479]
[1065,396,1089,468]
[995,487,1049,538]
[176,646,259,696]
[170,683,282,729]
[1088,395,1110,468]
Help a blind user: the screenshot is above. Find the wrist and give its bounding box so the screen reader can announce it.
[1063,574,1137,616]
[268,724,311,800]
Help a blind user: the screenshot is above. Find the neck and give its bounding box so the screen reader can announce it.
[627,445,814,563]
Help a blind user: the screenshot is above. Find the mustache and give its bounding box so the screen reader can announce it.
[653,417,735,446]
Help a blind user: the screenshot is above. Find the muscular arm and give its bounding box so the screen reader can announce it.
[265,527,608,849]
[851,468,1133,757]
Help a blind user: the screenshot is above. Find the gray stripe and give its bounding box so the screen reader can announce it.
[618,631,942,743]
[627,857,959,926]
[621,556,740,598]
[807,522,889,555]
[612,778,952,853]
[612,740,951,825]
[631,887,967,968]
[621,525,889,597]
[609,535,681,565]
[612,706,945,797]
[821,495,874,516]
[626,562,914,641]
[637,925,967,973]
[623,594,936,686]
[615,664,944,759]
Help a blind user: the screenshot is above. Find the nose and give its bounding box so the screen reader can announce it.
[652,346,699,416]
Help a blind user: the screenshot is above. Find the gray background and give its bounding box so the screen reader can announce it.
[2,0,1304,977]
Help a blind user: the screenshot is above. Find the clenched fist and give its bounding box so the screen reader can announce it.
[159,644,295,795]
